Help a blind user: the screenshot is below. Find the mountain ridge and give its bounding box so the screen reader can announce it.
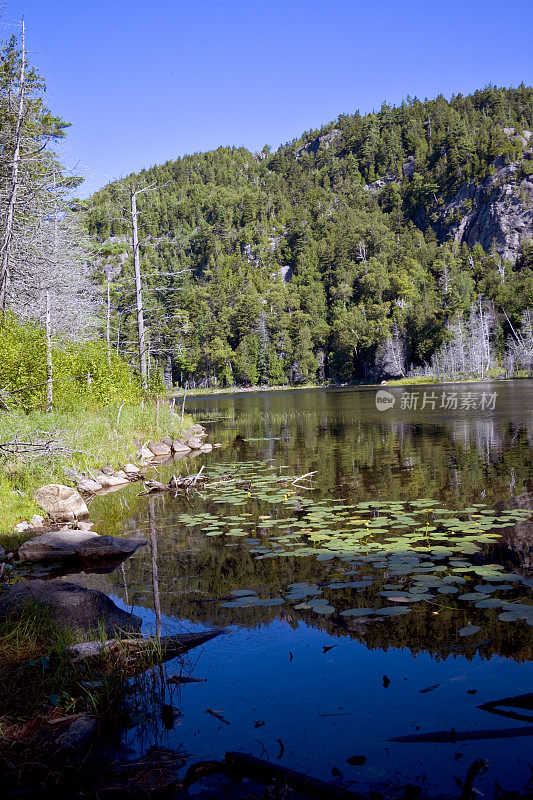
[86,85,533,386]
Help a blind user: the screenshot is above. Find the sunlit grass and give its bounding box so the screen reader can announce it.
[0,401,193,537]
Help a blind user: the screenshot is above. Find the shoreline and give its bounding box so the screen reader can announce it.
[0,401,193,540]
[169,374,531,401]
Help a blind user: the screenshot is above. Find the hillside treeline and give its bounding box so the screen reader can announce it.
[85,86,533,385]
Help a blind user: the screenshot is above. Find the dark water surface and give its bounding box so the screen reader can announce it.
[86,381,533,797]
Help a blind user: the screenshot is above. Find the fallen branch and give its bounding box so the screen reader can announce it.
[68,629,225,674]
[291,471,317,485]
[224,752,368,799]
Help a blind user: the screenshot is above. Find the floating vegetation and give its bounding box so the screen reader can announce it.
[172,461,532,627]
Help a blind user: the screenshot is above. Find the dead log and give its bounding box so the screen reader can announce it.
[390,726,533,743]
[68,629,225,673]
[224,752,368,799]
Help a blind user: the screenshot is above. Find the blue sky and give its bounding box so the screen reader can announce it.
[3,0,532,196]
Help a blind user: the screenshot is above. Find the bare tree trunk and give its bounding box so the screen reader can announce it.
[45,291,53,412]
[148,498,161,638]
[131,190,147,388]
[0,20,26,307]
[106,279,111,366]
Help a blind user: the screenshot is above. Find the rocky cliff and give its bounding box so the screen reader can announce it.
[428,131,533,263]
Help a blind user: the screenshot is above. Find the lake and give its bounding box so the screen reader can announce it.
[87,381,533,798]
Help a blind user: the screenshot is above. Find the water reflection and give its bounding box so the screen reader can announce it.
[84,382,532,796]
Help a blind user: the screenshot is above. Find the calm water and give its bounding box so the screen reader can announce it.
[85,381,533,798]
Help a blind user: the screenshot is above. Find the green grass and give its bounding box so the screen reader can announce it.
[0,401,193,537]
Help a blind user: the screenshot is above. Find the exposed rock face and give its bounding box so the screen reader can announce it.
[295,128,341,160]
[429,149,533,263]
[17,531,146,564]
[0,580,142,634]
[34,484,89,522]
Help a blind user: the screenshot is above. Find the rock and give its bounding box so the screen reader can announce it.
[137,446,155,460]
[30,514,45,527]
[14,521,31,532]
[200,443,213,452]
[100,465,115,476]
[34,484,89,522]
[123,463,140,475]
[0,580,142,634]
[402,155,416,178]
[186,436,203,449]
[64,467,83,482]
[115,470,130,481]
[160,436,173,447]
[18,531,146,564]
[54,714,98,754]
[147,441,172,457]
[76,521,94,531]
[185,424,206,435]
[0,544,4,557]
[96,473,129,488]
[172,440,191,453]
[429,147,533,263]
[77,477,103,493]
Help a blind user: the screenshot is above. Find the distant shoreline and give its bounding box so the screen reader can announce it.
[168,374,531,401]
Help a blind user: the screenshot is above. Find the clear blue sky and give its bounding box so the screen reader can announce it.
[3,0,532,196]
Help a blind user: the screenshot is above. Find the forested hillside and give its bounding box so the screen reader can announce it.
[87,86,533,387]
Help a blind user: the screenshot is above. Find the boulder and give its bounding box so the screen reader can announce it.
[18,531,146,564]
[0,579,142,634]
[92,472,129,488]
[147,441,172,457]
[186,424,206,435]
[54,714,98,754]
[64,467,83,482]
[34,484,89,522]
[100,465,115,476]
[200,443,213,452]
[160,436,173,447]
[186,436,203,449]
[172,440,191,453]
[137,445,155,460]
[14,521,31,532]
[77,477,103,493]
[123,463,140,475]
[30,514,45,527]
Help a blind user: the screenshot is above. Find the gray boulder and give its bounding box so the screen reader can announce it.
[123,462,140,475]
[172,440,191,453]
[0,580,142,634]
[160,436,173,447]
[18,531,146,564]
[186,436,203,449]
[147,441,172,457]
[77,476,103,493]
[184,424,206,435]
[34,484,89,522]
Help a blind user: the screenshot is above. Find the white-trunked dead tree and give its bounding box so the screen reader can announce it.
[0,25,99,408]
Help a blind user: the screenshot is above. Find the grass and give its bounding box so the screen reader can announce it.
[385,370,530,386]
[0,400,193,537]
